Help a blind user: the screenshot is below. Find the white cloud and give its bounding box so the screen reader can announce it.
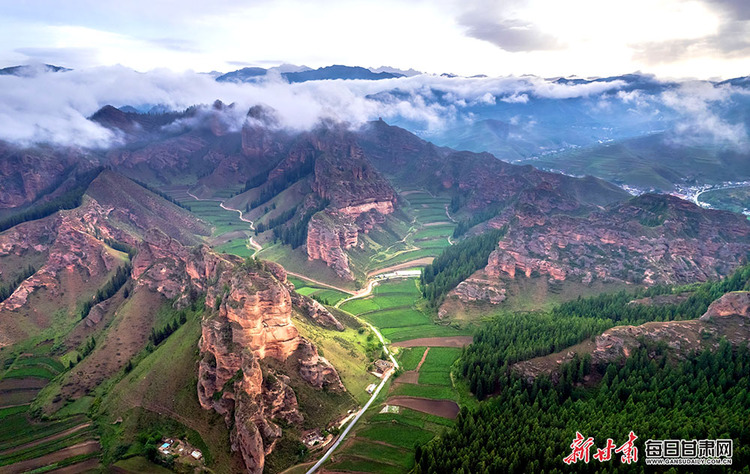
[660,82,749,147]
[0,66,745,150]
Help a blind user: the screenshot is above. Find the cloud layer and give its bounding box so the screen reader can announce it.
[0,66,747,150]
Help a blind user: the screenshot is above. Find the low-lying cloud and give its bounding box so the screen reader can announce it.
[0,67,628,148]
[660,81,749,148]
[0,66,747,151]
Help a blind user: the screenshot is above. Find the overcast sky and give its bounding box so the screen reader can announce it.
[0,0,748,79]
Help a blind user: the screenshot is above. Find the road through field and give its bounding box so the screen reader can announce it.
[306,280,405,474]
[186,190,262,255]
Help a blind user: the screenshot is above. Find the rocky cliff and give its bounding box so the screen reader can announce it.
[0,142,93,209]
[280,127,397,278]
[306,210,360,279]
[197,260,343,473]
[0,170,212,346]
[484,194,750,288]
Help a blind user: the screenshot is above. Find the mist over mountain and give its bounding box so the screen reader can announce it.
[1,65,747,195]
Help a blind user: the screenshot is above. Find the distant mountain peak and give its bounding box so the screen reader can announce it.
[216,64,403,84]
[0,64,71,77]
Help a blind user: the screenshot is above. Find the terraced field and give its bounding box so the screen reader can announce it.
[339,279,471,343]
[0,354,101,473]
[361,192,456,275]
[325,277,469,473]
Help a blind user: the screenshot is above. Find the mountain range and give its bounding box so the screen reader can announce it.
[1,69,750,473]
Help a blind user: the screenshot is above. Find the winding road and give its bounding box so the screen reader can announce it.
[185,187,427,473]
[187,190,262,255]
[306,318,400,474]
[305,364,395,474]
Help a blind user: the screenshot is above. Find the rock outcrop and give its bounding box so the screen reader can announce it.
[514,291,750,381]
[197,261,343,473]
[306,211,359,279]
[302,129,397,278]
[452,278,506,304]
[484,194,750,287]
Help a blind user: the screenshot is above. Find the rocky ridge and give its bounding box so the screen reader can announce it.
[513,291,750,381]
[197,260,343,473]
[484,194,750,289]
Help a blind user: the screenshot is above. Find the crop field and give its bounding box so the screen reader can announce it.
[327,406,454,473]
[339,279,469,343]
[0,360,99,473]
[214,238,256,257]
[418,347,461,386]
[287,276,349,306]
[326,272,467,472]
[397,347,427,371]
[185,200,247,236]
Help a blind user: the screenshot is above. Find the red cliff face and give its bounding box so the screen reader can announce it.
[483,195,750,287]
[305,211,359,280]
[197,262,343,473]
[292,129,397,278]
[0,143,87,209]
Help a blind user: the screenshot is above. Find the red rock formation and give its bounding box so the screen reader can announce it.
[483,194,750,287]
[198,262,343,473]
[451,278,507,304]
[306,211,359,279]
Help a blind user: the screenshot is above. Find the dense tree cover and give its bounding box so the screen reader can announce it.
[80,263,131,319]
[421,228,505,307]
[0,265,36,302]
[272,199,329,249]
[0,167,104,232]
[452,207,500,238]
[149,310,188,346]
[248,160,314,210]
[462,264,750,397]
[254,206,297,234]
[449,194,464,214]
[553,264,750,324]
[461,313,612,399]
[418,342,750,473]
[240,171,271,194]
[130,179,191,211]
[104,238,137,259]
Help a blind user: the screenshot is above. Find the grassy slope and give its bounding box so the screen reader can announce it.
[291,313,375,405]
[96,305,243,472]
[700,185,750,214]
